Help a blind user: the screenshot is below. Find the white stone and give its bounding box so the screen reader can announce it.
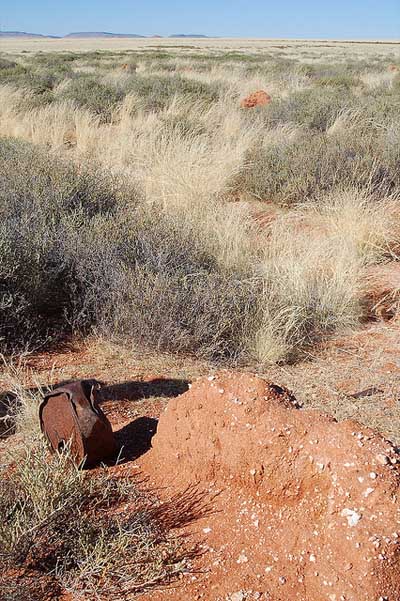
[341,508,362,527]
[237,553,248,564]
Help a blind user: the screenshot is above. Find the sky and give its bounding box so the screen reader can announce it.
[1,0,399,39]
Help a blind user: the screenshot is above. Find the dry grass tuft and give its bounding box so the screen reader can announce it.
[254,188,399,363]
[0,431,199,599]
[0,48,399,365]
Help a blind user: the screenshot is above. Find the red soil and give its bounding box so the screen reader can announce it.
[3,320,400,600]
[140,371,400,601]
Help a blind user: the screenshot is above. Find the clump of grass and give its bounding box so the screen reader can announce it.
[123,73,224,112]
[237,124,400,205]
[58,76,125,122]
[254,188,398,363]
[255,217,362,364]
[0,438,194,599]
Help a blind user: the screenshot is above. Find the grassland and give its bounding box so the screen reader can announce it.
[0,39,399,363]
[0,36,400,599]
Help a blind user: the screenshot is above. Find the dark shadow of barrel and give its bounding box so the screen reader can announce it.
[97,378,189,403]
[113,416,158,463]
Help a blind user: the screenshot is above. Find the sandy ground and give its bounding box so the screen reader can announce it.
[1,36,399,59]
[1,318,400,600]
[2,319,400,446]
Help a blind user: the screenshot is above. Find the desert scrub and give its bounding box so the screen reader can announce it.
[263,87,356,131]
[58,76,125,122]
[0,439,193,599]
[123,73,224,111]
[0,138,258,362]
[0,138,135,351]
[237,124,400,205]
[1,49,398,365]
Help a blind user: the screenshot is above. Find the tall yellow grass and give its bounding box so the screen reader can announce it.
[0,50,398,363]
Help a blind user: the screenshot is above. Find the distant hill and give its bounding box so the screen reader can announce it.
[169,34,208,38]
[0,30,208,39]
[64,32,145,38]
[0,31,59,38]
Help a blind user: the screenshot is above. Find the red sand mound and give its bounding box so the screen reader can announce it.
[362,262,400,320]
[240,91,271,108]
[143,371,400,601]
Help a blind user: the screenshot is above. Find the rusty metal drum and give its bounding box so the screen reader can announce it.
[39,380,116,467]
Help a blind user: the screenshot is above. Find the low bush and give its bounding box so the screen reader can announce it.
[0,139,258,361]
[263,87,354,131]
[59,76,125,122]
[0,139,132,351]
[0,57,18,70]
[237,127,400,205]
[0,439,193,599]
[124,74,224,111]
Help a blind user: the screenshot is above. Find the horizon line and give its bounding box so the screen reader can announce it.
[1,30,399,43]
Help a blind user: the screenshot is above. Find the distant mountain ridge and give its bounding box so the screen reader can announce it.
[0,31,59,38]
[0,30,209,39]
[169,34,208,38]
[64,32,145,38]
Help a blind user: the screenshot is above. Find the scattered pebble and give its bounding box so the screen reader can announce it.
[341,508,362,527]
[237,552,248,564]
[376,454,389,465]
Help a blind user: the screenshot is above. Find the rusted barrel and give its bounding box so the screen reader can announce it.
[39,380,116,467]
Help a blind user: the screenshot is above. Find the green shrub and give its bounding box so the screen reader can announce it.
[0,139,257,361]
[0,139,131,351]
[124,74,224,111]
[0,62,30,83]
[263,87,355,131]
[59,76,125,122]
[0,57,18,70]
[237,127,400,205]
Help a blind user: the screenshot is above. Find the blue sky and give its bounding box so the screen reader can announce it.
[1,0,399,39]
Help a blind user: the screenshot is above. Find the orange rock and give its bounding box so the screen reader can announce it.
[120,63,136,73]
[144,371,400,601]
[388,64,399,72]
[240,90,271,108]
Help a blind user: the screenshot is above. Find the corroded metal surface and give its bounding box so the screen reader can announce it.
[39,380,116,467]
